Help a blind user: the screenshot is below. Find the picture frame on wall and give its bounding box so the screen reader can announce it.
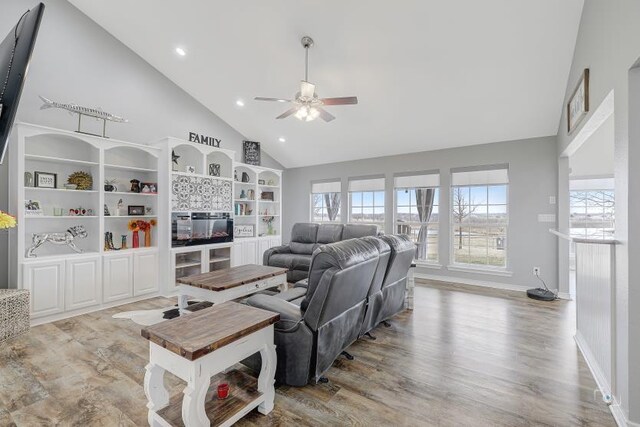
[243,140,261,166]
[567,68,589,134]
[34,171,57,189]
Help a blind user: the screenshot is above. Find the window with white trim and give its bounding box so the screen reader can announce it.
[311,181,342,222]
[348,177,385,232]
[569,179,615,240]
[394,173,440,263]
[451,167,509,268]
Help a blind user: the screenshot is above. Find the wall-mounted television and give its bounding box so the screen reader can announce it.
[0,3,45,164]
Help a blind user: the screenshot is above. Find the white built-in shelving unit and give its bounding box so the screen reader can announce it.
[8,124,284,322]
[9,123,161,323]
[153,138,283,293]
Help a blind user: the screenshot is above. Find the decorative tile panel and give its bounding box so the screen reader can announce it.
[172,175,232,212]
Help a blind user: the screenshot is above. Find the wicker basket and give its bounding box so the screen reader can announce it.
[0,289,30,343]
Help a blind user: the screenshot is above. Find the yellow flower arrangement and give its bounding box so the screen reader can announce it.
[0,211,17,230]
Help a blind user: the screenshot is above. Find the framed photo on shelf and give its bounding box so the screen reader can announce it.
[128,205,145,216]
[260,191,274,201]
[234,224,254,238]
[34,171,57,189]
[25,199,43,216]
[140,182,157,194]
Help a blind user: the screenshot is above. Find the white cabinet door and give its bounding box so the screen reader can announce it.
[258,239,271,265]
[244,240,259,265]
[103,254,133,303]
[231,243,243,267]
[134,251,159,296]
[270,237,282,248]
[65,256,102,311]
[23,260,65,318]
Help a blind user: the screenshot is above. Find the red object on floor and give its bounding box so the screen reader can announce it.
[217,383,229,399]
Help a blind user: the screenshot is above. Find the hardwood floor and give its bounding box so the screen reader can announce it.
[0,280,616,426]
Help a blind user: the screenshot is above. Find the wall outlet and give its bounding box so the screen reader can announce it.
[533,267,541,276]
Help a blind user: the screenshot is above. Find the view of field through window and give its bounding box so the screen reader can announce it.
[569,189,615,239]
[349,191,385,232]
[451,184,508,267]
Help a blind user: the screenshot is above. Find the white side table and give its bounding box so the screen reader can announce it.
[142,302,279,427]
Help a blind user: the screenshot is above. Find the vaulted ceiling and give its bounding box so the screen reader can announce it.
[69,0,584,168]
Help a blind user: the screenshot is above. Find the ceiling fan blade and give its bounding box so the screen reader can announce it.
[276,107,299,119]
[320,96,358,105]
[255,97,291,103]
[317,107,336,122]
[300,81,316,98]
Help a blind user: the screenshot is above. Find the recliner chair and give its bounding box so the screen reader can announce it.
[246,238,380,386]
[371,235,415,328]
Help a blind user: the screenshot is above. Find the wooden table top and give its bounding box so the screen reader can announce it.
[141,301,280,361]
[176,264,288,291]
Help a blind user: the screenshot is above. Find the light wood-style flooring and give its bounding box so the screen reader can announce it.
[0,280,616,426]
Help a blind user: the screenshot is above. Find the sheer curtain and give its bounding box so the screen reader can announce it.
[415,188,435,260]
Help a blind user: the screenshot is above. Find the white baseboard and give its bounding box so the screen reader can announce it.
[414,272,529,293]
[414,272,571,300]
[574,331,613,399]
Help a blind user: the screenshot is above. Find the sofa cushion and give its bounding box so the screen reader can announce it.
[342,223,379,240]
[268,254,312,271]
[289,223,319,254]
[274,287,307,302]
[316,224,344,244]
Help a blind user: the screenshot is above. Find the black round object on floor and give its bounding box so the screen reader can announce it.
[527,288,556,301]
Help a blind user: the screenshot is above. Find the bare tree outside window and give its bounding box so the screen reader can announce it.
[452,187,477,249]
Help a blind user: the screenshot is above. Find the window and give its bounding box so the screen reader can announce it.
[348,177,385,232]
[394,173,440,263]
[311,181,341,222]
[451,168,508,268]
[569,180,615,239]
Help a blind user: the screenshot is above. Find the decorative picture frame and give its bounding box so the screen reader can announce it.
[258,179,266,185]
[234,224,254,238]
[243,140,261,166]
[209,163,221,177]
[128,205,145,216]
[34,171,57,189]
[260,191,274,201]
[140,182,157,194]
[25,199,43,216]
[567,68,589,134]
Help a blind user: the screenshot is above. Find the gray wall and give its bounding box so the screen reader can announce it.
[555,0,640,421]
[0,0,282,288]
[283,136,559,292]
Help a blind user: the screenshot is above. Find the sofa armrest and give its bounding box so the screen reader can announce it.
[263,245,292,266]
[246,294,303,332]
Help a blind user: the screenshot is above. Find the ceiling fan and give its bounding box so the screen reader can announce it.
[254,36,358,122]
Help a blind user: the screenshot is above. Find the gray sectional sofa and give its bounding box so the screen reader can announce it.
[263,222,379,282]
[246,234,415,386]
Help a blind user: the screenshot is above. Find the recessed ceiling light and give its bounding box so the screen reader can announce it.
[278,137,286,143]
[175,47,186,56]
[236,99,245,107]
[277,99,287,103]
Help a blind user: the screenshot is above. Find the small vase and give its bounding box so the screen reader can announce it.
[121,235,127,250]
[132,231,140,249]
[144,231,151,247]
